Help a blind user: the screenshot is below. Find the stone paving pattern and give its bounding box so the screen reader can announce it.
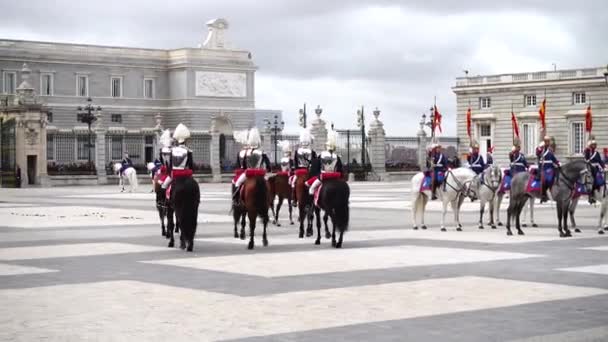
[0,182,607,341]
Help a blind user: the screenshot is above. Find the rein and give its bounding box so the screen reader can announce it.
[443,170,474,198]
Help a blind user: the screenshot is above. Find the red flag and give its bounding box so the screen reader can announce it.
[585,105,592,133]
[539,98,546,132]
[511,111,520,139]
[466,107,472,138]
[433,105,442,133]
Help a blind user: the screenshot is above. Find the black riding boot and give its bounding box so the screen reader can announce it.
[292,188,298,207]
[431,183,438,200]
[541,185,548,203]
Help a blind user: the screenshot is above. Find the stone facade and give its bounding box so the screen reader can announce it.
[0,18,281,183]
[453,66,608,165]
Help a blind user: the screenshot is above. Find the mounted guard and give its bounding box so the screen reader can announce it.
[292,128,316,206]
[278,140,294,176]
[467,140,485,176]
[536,135,560,203]
[232,127,271,203]
[509,139,528,175]
[120,152,133,176]
[306,128,343,196]
[428,142,446,200]
[584,137,605,204]
[486,146,494,167]
[231,129,250,204]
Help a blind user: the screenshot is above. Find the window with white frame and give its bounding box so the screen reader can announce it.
[77,75,88,97]
[40,73,53,96]
[111,77,122,98]
[479,123,492,137]
[570,121,585,155]
[3,71,16,94]
[111,136,123,160]
[77,135,91,160]
[522,122,537,156]
[111,114,122,123]
[525,95,536,107]
[144,78,154,99]
[479,97,491,109]
[573,92,586,105]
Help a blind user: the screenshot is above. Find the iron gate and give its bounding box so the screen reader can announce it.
[0,118,17,187]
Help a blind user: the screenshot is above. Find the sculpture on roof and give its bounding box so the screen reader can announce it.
[202,18,229,49]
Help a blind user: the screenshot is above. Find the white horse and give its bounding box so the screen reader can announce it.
[411,167,476,231]
[113,163,138,192]
[469,165,502,229]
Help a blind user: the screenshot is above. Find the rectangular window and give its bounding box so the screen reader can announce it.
[77,135,92,160]
[47,112,53,123]
[111,114,122,123]
[111,136,123,160]
[40,73,53,96]
[3,72,16,94]
[144,78,154,99]
[47,135,54,161]
[111,77,122,98]
[571,122,585,155]
[525,95,536,107]
[573,92,586,105]
[522,122,537,156]
[479,124,492,137]
[479,97,491,109]
[77,75,88,97]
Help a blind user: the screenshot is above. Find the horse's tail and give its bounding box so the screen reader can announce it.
[176,178,200,241]
[255,176,269,221]
[332,181,350,233]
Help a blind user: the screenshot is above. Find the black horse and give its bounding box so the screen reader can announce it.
[171,177,200,252]
[154,175,179,246]
[313,178,350,248]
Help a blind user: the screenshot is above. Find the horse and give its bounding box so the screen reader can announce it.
[497,186,537,228]
[313,178,350,247]
[113,163,138,192]
[241,171,271,249]
[506,159,594,237]
[231,182,247,240]
[468,165,502,229]
[411,167,476,231]
[569,170,608,235]
[294,169,315,238]
[153,173,180,245]
[267,172,294,226]
[171,175,200,252]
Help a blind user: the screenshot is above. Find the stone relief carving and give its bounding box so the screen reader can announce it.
[25,129,39,145]
[195,71,246,98]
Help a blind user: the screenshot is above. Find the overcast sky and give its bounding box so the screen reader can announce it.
[1,0,606,135]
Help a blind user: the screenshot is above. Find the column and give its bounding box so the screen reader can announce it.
[95,128,108,184]
[417,125,428,172]
[262,129,272,165]
[210,131,221,182]
[367,108,387,180]
[310,106,327,152]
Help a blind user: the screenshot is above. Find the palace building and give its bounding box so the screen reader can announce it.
[0,18,281,185]
[453,66,608,165]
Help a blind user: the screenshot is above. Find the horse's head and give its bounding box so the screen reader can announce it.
[580,162,596,195]
[485,165,502,189]
[113,163,122,174]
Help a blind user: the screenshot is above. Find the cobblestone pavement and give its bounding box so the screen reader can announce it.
[1,181,607,341]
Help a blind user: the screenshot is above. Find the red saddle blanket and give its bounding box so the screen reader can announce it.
[275,171,289,177]
[172,169,193,178]
[295,168,309,176]
[165,184,172,200]
[321,172,342,181]
[245,169,266,177]
[233,168,245,183]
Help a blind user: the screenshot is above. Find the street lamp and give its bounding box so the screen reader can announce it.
[77,97,102,169]
[264,114,285,165]
[420,107,436,135]
[356,106,366,165]
[298,103,307,128]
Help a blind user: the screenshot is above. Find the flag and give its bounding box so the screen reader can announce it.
[585,105,592,133]
[466,107,472,138]
[511,111,520,139]
[539,98,546,132]
[433,105,442,133]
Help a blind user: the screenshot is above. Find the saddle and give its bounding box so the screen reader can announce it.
[499,169,511,194]
[420,171,433,192]
[275,171,290,177]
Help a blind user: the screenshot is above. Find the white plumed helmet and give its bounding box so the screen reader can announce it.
[233,129,249,146]
[299,128,313,146]
[159,129,172,148]
[247,127,262,148]
[173,123,190,144]
[146,162,155,171]
[326,128,337,151]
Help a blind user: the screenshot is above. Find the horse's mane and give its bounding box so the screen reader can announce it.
[562,159,588,177]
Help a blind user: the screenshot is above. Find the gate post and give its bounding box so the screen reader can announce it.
[368,108,387,180]
[209,131,221,182]
[417,118,428,171]
[310,106,327,152]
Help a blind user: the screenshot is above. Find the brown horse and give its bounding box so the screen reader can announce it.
[153,173,179,247]
[295,170,314,238]
[242,171,272,249]
[268,172,294,226]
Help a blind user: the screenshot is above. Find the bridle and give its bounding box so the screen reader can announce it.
[443,170,475,198]
[558,162,595,198]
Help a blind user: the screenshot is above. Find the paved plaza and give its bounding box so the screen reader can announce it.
[1,181,607,341]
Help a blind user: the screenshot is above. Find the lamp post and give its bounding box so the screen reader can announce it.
[77,97,102,169]
[356,106,365,165]
[264,114,285,165]
[298,103,307,128]
[420,108,436,136]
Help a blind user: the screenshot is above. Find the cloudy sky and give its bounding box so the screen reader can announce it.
[1,0,606,135]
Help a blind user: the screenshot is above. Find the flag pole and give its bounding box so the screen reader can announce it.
[511,102,515,146]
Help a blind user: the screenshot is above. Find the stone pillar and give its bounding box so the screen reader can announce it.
[261,129,272,165]
[367,108,387,180]
[417,119,428,171]
[310,105,327,152]
[210,131,222,182]
[94,129,107,184]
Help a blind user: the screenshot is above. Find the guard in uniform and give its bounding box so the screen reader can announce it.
[278,140,294,174]
[307,129,343,195]
[509,139,528,175]
[467,141,485,175]
[584,138,605,203]
[486,146,494,167]
[292,128,316,206]
[161,123,194,191]
[232,127,271,202]
[536,136,560,203]
[120,152,133,175]
[429,143,447,200]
